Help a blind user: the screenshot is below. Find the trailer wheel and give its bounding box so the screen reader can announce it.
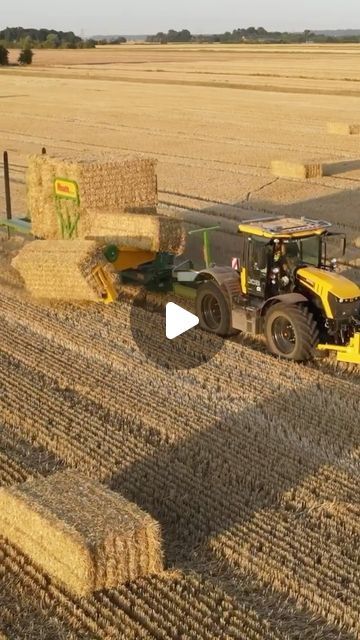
[196,280,232,336]
[264,303,319,361]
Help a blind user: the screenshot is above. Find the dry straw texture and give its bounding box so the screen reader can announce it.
[327,122,360,135]
[0,470,163,597]
[271,160,323,179]
[86,210,185,255]
[12,240,111,302]
[27,154,158,240]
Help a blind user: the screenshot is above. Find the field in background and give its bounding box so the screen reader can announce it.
[2,44,360,259]
[1,44,360,639]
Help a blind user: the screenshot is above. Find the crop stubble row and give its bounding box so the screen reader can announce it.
[0,285,360,636]
[0,538,284,640]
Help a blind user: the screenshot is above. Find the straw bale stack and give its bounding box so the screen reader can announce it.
[355,237,360,249]
[12,239,113,302]
[27,154,158,240]
[327,122,360,135]
[85,210,185,255]
[0,471,164,597]
[271,160,323,179]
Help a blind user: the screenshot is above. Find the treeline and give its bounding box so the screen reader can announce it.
[0,27,97,49]
[147,27,360,44]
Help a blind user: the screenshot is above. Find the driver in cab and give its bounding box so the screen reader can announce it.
[273,241,300,291]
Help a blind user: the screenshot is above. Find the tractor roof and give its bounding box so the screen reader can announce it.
[239,216,332,239]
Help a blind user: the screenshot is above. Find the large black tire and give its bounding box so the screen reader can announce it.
[196,280,232,337]
[264,303,319,361]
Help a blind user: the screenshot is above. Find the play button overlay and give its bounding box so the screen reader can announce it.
[130,292,224,371]
[166,303,199,340]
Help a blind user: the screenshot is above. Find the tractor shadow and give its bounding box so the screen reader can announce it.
[109,382,359,639]
[182,183,360,274]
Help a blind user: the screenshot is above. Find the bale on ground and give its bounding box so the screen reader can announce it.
[85,210,186,255]
[327,122,360,135]
[0,470,164,597]
[12,239,113,302]
[271,160,323,180]
[27,154,158,240]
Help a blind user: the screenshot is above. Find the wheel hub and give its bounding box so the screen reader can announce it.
[272,317,296,355]
[202,294,222,330]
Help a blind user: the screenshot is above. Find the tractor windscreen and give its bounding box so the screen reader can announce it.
[283,236,320,268]
[299,236,321,266]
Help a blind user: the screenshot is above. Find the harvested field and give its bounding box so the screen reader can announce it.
[1,43,360,638]
[0,284,359,637]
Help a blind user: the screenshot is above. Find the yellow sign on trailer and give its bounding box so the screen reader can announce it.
[54,178,79,203]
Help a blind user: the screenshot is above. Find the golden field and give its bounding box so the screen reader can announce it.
[0,44,360,639]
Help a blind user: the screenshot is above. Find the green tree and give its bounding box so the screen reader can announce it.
[0,45,9,65]
[18,48,34,64]
[45,33,60,48]
[19,35,33,49]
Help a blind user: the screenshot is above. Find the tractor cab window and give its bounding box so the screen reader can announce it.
[276,237,320,269]
[246,236,271,297]
[322,233,346,265]
[299,236,321,267]
[272,241,300,273]
[283,241,301,267]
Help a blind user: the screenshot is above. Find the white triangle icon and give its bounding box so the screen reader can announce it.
[166,302,199,340]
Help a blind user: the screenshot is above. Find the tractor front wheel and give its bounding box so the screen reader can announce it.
[264,303,319,361]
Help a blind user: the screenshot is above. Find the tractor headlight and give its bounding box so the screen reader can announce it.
[329,294,360,318]
[337,296,360,304]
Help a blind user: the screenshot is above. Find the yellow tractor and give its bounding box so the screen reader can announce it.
[193,216,360,364]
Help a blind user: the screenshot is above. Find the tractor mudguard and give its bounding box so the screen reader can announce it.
[260,292,308,315]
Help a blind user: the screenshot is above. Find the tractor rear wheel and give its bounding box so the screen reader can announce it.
[196,280,232,337]
[264,303,319,361]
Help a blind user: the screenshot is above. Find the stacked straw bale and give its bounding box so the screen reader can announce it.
[12,239,113,302]
[271,160,323,179]
[27,154,158,240]
[327,122,360,135]
[0,470,164,597]
[85,210,185,255]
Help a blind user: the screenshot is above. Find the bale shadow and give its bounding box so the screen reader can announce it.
[324,159,360,176]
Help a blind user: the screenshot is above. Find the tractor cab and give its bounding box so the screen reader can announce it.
[237,216,345,300]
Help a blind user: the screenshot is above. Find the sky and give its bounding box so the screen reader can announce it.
[1,0,359,36]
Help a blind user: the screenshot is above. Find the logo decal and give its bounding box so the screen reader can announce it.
[54,178,79,203]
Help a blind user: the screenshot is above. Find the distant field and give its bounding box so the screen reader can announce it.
[1,43,360,639]
[2,43,360,248]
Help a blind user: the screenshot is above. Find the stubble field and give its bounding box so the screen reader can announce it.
[0,44,360,639]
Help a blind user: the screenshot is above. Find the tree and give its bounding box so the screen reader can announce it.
[304,29,315,42]
[19,35,33,49]
[112,36,127,44]
[45,33,60,48]
[18,48,34,65]
[0,45,9,65]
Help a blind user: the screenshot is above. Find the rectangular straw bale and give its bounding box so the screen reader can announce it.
[271,160,323,179]
[0,471,164,597]
[327,122,360,135]
[11,239,110,302]
[27,154,158,240]
[85,210,185,255]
